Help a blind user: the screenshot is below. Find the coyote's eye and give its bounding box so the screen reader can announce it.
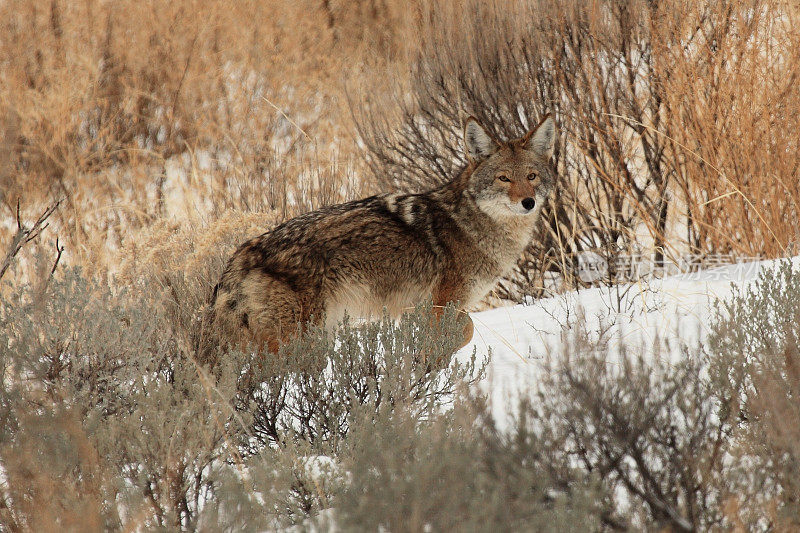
[496,175,511,183]
[527,172,538,181]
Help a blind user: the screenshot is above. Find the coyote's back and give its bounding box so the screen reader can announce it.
[208,113,557,357]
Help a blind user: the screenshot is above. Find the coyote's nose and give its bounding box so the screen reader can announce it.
[521,197,535,211]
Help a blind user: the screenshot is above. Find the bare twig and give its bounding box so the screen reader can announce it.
[0,199,61,282]
[50,237,65,277]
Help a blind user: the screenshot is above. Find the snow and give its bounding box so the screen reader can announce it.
[457,258,784,428]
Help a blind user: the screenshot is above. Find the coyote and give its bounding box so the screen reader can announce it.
[208,114,556,358]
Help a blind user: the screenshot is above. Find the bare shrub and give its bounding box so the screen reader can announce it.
[0,200,60,283]
[236,303,484,455]
[529,326,743,531]
[0,268,235,529]
[350,0,800,300]
[518,260,800,531]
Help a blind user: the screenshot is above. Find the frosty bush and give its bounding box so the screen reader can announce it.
[707,259,800,529]
[0,268,244,529]
[4,258,800,531]
[335,396,608,532]
[237,302,484,454]
[519,259,800,531]
[530,328,742,531]
[0,266,483,530]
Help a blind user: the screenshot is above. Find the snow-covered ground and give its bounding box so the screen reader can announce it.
[458,258,783,427]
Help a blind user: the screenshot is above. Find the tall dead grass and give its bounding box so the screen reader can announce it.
[1,0,798,288]
[657,1,800,258]
[0,0,416,278]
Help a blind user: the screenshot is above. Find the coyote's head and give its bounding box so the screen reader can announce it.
[463,115,556,220]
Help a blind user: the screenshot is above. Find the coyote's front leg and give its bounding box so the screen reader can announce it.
[419,277,474,369]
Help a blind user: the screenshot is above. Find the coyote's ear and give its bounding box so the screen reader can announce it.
[464,117,498,162]
[522,114,556,158]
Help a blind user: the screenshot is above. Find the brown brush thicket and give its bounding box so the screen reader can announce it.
[351,0,800,297]
[657,2,800,259]
[2,0,797,292]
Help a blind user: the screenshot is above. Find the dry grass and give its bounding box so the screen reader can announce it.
[2,0,798,289]
[0,0,414,279]
[657,1,800,257]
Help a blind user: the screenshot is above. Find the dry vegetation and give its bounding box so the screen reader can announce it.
[351,0,800,296]
[0,0,398,276]
[1,0,798,287]
[2,0,800,530]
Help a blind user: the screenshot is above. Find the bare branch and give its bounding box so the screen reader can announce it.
[0,199,62,282]
[50,237,65,277]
